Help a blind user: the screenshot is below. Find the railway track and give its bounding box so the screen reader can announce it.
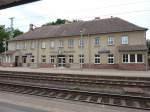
[0,70,150,110]
[0,83,150,110]
[0,70,150,87]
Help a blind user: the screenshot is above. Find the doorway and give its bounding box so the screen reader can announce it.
[15,56,19,67]
[58,55,66,67]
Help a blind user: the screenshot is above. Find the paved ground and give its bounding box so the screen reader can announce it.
[0,91,149,112]
[0,67,150,77]
[0,102,47,112]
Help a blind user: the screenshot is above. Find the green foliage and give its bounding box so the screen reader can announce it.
[147,39,150,55]
[43,18,82,26]
[0,25,23,53]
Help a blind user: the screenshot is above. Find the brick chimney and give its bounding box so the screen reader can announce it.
[29,24,34,31]
[95,17,100,20]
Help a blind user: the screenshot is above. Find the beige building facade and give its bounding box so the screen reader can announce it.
[1,17,148,70]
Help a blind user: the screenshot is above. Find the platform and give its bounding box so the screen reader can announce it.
[0,67,149,77]
[0,91,149,112]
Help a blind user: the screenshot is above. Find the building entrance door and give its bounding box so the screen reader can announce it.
[58,55,66,67]
[15,56,19,67]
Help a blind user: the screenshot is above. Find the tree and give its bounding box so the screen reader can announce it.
[147,39,150,55]
[0,25,23,53]
[43,18,83,26]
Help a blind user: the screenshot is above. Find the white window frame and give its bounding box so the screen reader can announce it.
[79,39,84,47]
[108,54,114,64]
[95,54,100,64]
[31,41,35,49]
[41,55,46,63]
[50,55,55,64]
[69,55,74,63]
[68,39,74,48]
[108,37,114,45]
[122,54,144,63]
[121,36,128,45]
[41,41,46,49]
[16,43,20,50]
[50,41,55,48]
[95,37,100,45]
[30,56,35,63]
[59,40,64,48]
[79,54,84,64]
[23,42,27,49]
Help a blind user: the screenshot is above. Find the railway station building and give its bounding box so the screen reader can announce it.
[0,17,148,70]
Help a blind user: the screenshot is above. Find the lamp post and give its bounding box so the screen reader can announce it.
[80,30,83,69]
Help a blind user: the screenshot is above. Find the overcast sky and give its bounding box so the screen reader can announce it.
[0,0,150,39]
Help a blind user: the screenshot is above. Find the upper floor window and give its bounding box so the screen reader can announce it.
[79,39,84,47]
[16,43,20,50]
[108,54,114,64]
[108,37,114,45]
[121,36,128,45]
[31,41,35,49]
[95,37,100,45]
[41,41,46,49]
[50,41,55,48]
[59,40,64,48]
[95,54,100,64]
[68,39,74,48]
[23,42,27,49]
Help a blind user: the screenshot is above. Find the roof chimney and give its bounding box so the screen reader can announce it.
[95,17,100,20]
[29,24,34,31]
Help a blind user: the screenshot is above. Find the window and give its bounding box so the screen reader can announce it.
[108,37,114,45]
[41,55,46,63]
[121,36,128,45]
[122,54,129,63]
[69,55,74,63]
[108,54,114,64]
[79,39,84,47]
[122,54,143,63]
[31,42,35,49]
[41,41,46,49]
[50,41,55,48]
[59,40,64,48]
[16,43,20,49]
[68,39,74,48]
[137,54,143,62]
[79,54,84,64]
[50,55,55,64]
[23,42,27,49]
[30,56,34,63]
[95,37,100,45]
[130,54,135,62]
[95,54,100,64]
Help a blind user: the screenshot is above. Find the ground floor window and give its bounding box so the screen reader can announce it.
[122,54,143,63]
[108,54,114,64]
[95,54,100,64]
[30,56,35,63]
[41,55,46,63]
[50,55,55,64]
[79,54,84,64]
[69,55,74,63]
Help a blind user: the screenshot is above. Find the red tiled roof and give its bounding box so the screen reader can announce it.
[11,17,148,41]
[1,50,17,55]
[118,45,148,52]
